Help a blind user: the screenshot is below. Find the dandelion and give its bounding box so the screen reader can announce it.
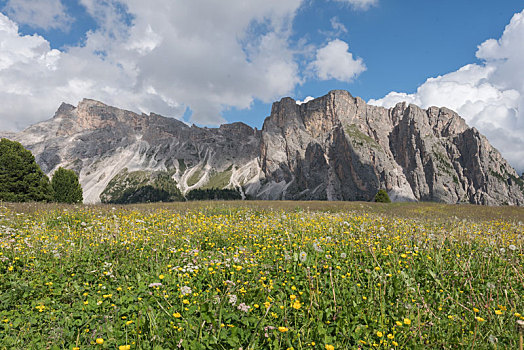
[325,345,334,350]
[313,242,323,252]
[509,244,516,251]
[403,318,411,325]
[376,331,383,337]
[159,274,165,280]
[340,252,347,259]
[96,338,104,345]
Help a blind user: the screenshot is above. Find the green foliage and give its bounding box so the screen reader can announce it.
[0,204,522,349]
[100,169,184,204]
[51,167,83,203]
[374,189,391,203]
[0,138,53,202]
[201,167,233,190]
[187,169,203,187]
[186,188,241,201]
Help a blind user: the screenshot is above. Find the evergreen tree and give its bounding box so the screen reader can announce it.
[374,189,391,203]
[51,167,83,203]
[0,138,53,202]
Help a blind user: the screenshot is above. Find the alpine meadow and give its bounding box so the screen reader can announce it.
[0,202,523,349]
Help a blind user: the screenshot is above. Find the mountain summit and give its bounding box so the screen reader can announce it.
[3,90,523,205]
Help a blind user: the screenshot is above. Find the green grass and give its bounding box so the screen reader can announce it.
[0,201,522,349]
[186,169,203,187]
[201,169,233,190]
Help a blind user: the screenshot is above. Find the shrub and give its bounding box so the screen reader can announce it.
[374,189,391,203]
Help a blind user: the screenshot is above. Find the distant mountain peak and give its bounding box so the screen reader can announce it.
[5,90,524,205]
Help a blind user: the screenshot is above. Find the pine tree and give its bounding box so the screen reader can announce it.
[0,138,53,202]
[374,189,391,203]
[51,167,83,203]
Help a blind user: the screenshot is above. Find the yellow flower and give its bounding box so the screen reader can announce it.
[182,299,190,304]
[73,347,80,350]
[159,274,165,280]
[495,310,502,315]
[376,331,383,337]
[325,345,335,350]
[403,318,411,325]
[395,321,402,326]
[392,341,399,346]
[387,333,394,339]
[126,320,133,325]
[475,316,485,322]
[118,346,131,350]
[473,307,479,313]
[173,312,181,318]
[292,300,301,310]
[290,294,297,300]
[278,326,288,332]
[95,338,104,345]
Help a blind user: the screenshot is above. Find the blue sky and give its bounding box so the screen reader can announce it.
[0,0,524,171]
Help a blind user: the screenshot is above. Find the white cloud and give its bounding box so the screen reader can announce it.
[369,10,524,173]
[310,39,366,82]
[334,0,378,10]
[0,0,307,129]
[296,96,314,105]
[3,0,73,31]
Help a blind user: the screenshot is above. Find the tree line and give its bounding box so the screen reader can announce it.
[0,138,82,203]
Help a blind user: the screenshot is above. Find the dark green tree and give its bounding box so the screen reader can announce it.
[0,138,53,202]
[374,189,391,203]
[51,167,83,203]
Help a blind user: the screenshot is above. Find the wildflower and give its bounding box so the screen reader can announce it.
[173,312,181,318]
[237,303,250,313]
[376,331,383,337]
[299,251,307,262]
[508,244,516,251]
[387,334,394,339]
[290,295,297,300]
[392,341,399,346]
[495,310,503,315]
[96,338,104,345]
[119,346,131,350]
[340,253,347,259]
[278,326,288,332]
[325,345,335,350]
[228,294,237,305]
[180,286,192,295]
[292,300,301,309]
[473,308,479,313]
[475,316,485,322]
[395,321,402,326]
[159,274,165,280]
[403,318,411,325]
[149,282,162,288]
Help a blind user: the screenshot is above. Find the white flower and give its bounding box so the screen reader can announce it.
[508,244,516,251]
[228,294,237,305]
[180,286,192,295]
[237,303,250,313]
[299,251,307,262]
[340,253,347,259]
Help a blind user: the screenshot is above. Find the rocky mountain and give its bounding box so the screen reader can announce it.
[2,90,523,205]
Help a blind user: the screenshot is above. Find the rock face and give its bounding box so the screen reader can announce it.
[3,91,524,205]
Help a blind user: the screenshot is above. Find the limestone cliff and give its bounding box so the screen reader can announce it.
[3,91,523,205]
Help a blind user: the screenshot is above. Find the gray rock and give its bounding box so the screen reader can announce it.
[2,90,523,205]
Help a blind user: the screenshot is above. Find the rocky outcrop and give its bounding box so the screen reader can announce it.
[3,91,523,205]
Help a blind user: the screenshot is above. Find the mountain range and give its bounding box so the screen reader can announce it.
[1,90,523,205]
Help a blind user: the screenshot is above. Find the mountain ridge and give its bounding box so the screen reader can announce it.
[2,90,523,205]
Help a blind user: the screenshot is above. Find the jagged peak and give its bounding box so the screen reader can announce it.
[53,102,75,118]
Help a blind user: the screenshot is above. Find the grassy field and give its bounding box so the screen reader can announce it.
[0,201,523,349]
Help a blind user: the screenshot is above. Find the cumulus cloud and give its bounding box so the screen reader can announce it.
[296,96,315,105]
[3,0,73,31]
[334,0,378,10]
[0,0,308,129]
[310,39,366,82]
[369,10,524,173]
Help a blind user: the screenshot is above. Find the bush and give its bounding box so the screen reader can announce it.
[374,189,391,203]
[0,138,53,202]
[51,167,83,203]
